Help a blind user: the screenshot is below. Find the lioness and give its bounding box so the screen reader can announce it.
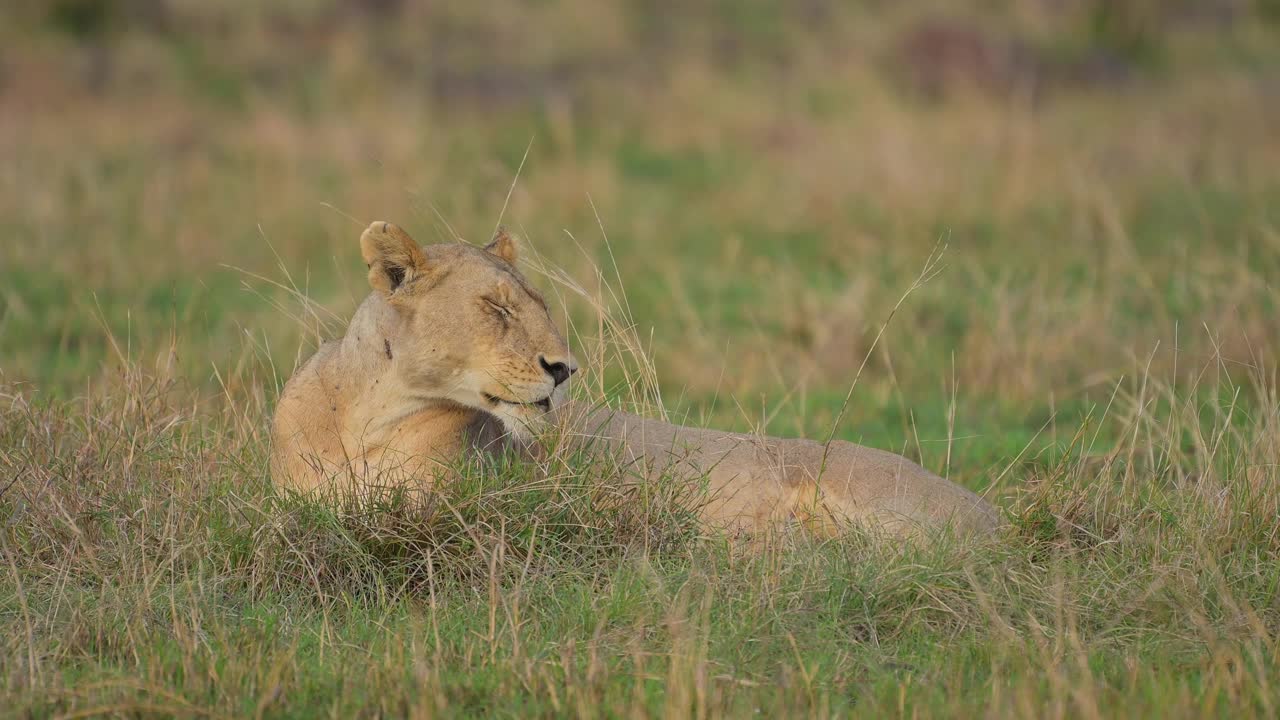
[271,221,1000,538]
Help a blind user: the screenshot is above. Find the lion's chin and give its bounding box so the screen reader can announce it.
[476,383,568,440]
[489,381,571,434]
[483,399,556,440]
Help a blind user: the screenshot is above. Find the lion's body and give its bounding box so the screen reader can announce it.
[271,221,1000,539]
[556,403,998,536]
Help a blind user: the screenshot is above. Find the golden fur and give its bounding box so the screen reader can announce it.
[271,222,1000,538]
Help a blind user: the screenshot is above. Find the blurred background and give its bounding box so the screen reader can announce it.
[1,0,1278,477]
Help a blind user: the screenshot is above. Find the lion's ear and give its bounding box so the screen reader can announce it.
[360,221,428,294]
[485,226,519,265]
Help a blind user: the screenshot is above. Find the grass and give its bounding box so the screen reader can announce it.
[2,2,1280,717]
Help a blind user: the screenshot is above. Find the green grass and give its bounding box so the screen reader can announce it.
[2,2,1280,717]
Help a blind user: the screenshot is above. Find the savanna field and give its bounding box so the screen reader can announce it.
[2,2,1279,717]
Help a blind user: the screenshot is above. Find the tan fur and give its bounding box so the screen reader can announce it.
[552,402,1000,537]
[272,222,1000,539]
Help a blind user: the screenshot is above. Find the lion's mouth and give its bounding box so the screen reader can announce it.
[483,392,552,413]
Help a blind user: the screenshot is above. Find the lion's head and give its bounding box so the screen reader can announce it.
[359,221,577,436]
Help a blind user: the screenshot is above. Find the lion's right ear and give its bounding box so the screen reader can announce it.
[360,221,428,294]
[485,226,520,265]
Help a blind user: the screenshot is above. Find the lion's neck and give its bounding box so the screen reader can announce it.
[333,295,492,457]
[343,362,469,441]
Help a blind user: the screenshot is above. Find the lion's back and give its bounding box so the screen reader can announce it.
[270,341,342,491]
[805,439,1001,536]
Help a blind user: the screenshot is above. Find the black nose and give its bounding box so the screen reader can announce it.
[539,356,574,386]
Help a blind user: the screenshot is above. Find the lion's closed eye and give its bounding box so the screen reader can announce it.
[484,298,513,316]
[484,298,514,328]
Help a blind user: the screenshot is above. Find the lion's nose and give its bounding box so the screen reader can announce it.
[539,356,577,386]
